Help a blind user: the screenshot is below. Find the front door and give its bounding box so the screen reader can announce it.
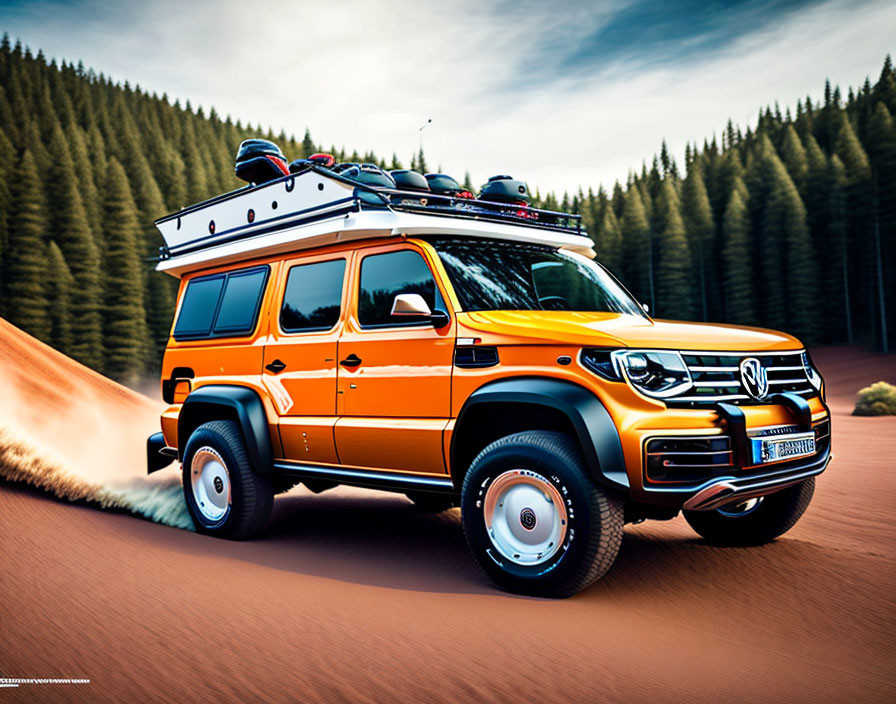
[263,253,349,464]
[335,243,455,474]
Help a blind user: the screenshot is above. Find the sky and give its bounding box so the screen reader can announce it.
[1,0,894,195]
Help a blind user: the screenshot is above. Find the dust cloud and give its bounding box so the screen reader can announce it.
[0,318,192,530]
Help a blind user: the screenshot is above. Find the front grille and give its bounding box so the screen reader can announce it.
[668,351,816,406]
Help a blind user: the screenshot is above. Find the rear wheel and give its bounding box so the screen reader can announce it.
[461,431,623,598]
[183,420,274,539]
[683,478,815,546]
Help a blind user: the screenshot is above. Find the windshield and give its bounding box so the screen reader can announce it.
[427,238,645,316]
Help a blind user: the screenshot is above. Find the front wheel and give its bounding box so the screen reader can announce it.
[461,431,623,598]
[182,420,274,539]
[683,477,815,546]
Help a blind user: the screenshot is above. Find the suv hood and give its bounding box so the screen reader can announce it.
[457,311,802,352]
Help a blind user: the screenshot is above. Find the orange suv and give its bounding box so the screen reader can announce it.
[147,154,831,597]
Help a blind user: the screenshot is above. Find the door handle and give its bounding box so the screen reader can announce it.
[339,354,362,368]
[265,359,286,373]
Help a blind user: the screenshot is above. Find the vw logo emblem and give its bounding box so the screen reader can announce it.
[739,357,769,400]
[519,507,537,531]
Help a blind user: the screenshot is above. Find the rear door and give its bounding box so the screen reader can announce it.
[334,243,455,474]
[262,253,349,464]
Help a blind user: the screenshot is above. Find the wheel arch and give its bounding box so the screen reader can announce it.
[449,377,628,492]
[178,385,274,474]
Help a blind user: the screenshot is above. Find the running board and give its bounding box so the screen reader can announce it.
[273,461,456,494]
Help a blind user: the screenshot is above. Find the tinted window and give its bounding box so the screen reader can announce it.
[173,265,269,341]
[429,238,644,316]
[173,276,224,338]
[213,268,269,334]
[358,250,444,327]
[280,259,346,332]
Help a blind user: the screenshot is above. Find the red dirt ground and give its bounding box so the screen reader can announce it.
[1,320,894,703]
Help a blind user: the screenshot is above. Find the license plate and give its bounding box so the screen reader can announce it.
[753,432,816,463]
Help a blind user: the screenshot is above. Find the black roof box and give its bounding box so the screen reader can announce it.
[338,163,396,188]
[425,173,463,195]
[479,175,529,204]
[235,139,289,185]
[390,170,430,192]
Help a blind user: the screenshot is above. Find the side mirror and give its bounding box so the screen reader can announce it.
[391,293,432,317]
[391,294,450,328]
[641,303,650,314]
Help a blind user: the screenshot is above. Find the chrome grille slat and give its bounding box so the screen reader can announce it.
[671,351,816,406]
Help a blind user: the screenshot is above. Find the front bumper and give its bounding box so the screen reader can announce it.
[631,392,831,509]
[682,446,830,510]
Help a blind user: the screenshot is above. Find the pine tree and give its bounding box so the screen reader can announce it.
[0,127,12,312]
[101,158,151,384]
[827,155,852,341]
[619,186,652,306]
[755,134,819,339]
[653,179,695,319]
[680,162,714,320]
[780,124,809,198]
[4,150,50,340]
[45,240,74,354]
[865,102,896,351]
[594,206,623,274]
[44,123,104,367]
[721,177,757,325]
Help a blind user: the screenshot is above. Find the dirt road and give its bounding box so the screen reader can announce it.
[1,325,894,703]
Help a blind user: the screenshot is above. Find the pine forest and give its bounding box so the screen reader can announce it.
[0,36,894,386]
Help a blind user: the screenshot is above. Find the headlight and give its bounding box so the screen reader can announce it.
[581,349,693,399]
[801,351,822,391]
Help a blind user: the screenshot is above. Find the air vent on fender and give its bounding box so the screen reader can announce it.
[454,346,499,369]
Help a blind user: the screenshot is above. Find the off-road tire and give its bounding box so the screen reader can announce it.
[461,431,623,598]
[405,491,456,513]
[683,477,815,546]
[183,420,274,539]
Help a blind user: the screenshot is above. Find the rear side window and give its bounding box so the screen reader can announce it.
[358,250,444,327]
[173,265,269,341]
[280,259,346,332]
[173,276,224,338]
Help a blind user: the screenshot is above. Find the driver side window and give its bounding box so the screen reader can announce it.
[358,249,445,328]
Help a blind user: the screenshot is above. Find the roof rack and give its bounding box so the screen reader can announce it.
[154,164,592,276]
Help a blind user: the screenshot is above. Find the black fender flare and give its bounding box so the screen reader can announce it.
[178,385,274,474]
[451,377,628,491]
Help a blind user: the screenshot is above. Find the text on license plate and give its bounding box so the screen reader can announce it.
[753,432,816,463]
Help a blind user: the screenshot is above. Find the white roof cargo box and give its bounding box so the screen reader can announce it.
[154,166,594,278]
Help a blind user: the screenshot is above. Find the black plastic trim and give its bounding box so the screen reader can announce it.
[716,402,748,466]
[273,461,456,494]
[147,432,177,474]
[178,386,274,474]
[161,367,195,404]
[768,391,813,430]
[452,377,628,490]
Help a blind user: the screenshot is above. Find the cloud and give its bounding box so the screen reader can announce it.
[2,0,894,194]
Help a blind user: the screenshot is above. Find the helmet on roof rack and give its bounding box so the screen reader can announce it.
[425,173,472,198]
[288,152,336,173]
[390,170,430,192]
[235,139,290,185]
[479,174,530,204]
[338,163,396,188]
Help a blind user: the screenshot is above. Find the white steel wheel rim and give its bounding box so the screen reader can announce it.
[483,469,568,566]
[717,496,763,517]
[190,447,231,522]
